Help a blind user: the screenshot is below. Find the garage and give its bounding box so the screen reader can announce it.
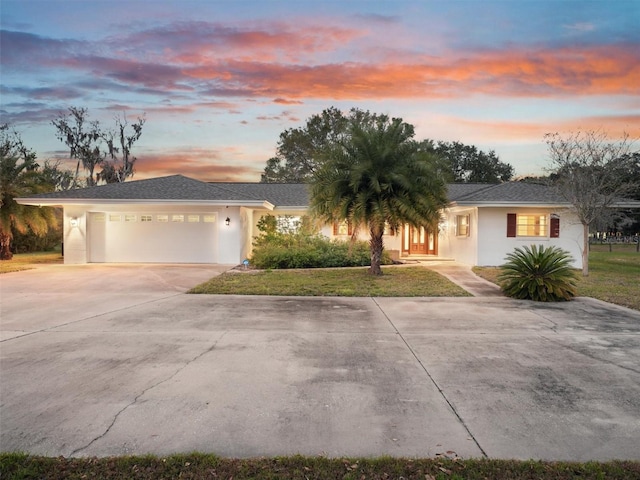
[16,174,308,265]
[88,211,217,263]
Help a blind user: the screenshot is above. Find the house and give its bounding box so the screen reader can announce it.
[17,174,599,268]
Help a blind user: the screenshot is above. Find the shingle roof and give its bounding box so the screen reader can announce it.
[212,183,310,207]
[24,175,261,202]
[449,182,568,204]
[19,175,570,207]
[446,183,496,201]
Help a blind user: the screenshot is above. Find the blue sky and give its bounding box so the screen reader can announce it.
[1,0,638,181]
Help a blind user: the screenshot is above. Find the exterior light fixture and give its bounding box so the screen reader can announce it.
[70,217,79,228]
[225,217,231,226]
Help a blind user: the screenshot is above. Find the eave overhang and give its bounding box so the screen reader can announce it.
[16,198,274,210]
[448,201,574,208]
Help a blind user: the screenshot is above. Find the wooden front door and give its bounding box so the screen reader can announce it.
[403,225,437,255]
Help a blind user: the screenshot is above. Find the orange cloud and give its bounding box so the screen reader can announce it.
[273,98,304,105]
[433,114,640,143]
[183,43,638,100]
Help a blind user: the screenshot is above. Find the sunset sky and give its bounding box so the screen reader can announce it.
[1,0,639,182]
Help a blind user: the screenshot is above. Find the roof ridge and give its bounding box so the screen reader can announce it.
[452,183,503,201]
[205,182,265,202]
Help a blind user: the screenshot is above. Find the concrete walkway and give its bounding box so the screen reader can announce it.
[423,262,504,297]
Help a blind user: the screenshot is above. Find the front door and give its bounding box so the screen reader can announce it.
[403,225,437,255]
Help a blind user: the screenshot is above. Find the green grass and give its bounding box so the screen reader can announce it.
[2,453,638,480]
[189,266,471,297]
[0,251,63,274]
[474,246,640,311]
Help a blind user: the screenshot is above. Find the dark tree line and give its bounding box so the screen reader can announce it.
[261,107,514,184]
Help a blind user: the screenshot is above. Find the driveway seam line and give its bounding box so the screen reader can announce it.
[539,333,640,375]
[0,293,184,343]
[69,330,229,457]
[371,297,488,458]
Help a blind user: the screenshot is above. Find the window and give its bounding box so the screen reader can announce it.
[276,215,301,234]
[517,215,547,237]
[187,214,200,223]
[157,215,169,223]
[172,214,184,223]
[93,214,105,223]
[507,213,558,238]
[456,215,470,237]
[203,215,215,223]
[333,220,352,236]
[124,214,136,222]
[141,215,152,222]
[109,214,121,222]
[383,222,395,236]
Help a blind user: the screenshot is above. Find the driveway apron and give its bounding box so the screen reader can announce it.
[1,264,639,460]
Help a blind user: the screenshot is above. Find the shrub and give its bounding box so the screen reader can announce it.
[249,215,391,269]
[498,244,578,301]
[250,236,391,269]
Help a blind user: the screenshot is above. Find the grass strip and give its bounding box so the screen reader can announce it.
[0,252,63,274]
[2,453,639,480]
[189,266,471,297]
[474,248,640,311]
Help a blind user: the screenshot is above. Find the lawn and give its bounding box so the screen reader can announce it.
[474,244,640,311]
[190,265,471,297]
[0,251,63,274]
[2,452,638,480]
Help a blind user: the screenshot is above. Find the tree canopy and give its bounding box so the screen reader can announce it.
[52,107,145,187]
[545,129,638,276]
[261,107,514,184]
[261,107,392,183]
[1,126,59,260]
[429,140,514,183]
[310,115,448,275]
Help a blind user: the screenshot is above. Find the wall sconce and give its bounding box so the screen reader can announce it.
[225,217,231,226]
[70,217,79,228]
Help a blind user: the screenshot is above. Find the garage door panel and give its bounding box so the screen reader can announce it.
[89,212,216,263]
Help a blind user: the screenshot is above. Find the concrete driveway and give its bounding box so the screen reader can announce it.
[1,264,639,461]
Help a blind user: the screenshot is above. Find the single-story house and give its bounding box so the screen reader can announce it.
[16,174,625,268]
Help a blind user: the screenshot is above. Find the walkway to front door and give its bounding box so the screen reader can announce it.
[402,225,437,256]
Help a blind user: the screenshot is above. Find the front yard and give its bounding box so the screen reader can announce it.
[190,265,471,297]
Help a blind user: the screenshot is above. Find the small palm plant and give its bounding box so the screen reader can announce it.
[498,244,578,301]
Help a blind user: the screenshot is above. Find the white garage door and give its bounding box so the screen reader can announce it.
[88,212,217,263]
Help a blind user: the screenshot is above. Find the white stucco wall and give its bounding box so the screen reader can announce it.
[438,206,583,268]
[476,207,583,268]
[438,207,479,265]
[63,206,89,264]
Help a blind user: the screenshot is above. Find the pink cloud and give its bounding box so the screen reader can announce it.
[130,148,259,182]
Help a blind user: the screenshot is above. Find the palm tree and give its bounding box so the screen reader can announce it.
[0,154,58,260]
[310,117,448,275]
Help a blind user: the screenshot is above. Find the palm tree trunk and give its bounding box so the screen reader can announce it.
[0,231,13,260]
[368,226,384,275]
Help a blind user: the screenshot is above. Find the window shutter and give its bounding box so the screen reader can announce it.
[332,222,338,236]
[550,216,560,238]
[507,213,517,237]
